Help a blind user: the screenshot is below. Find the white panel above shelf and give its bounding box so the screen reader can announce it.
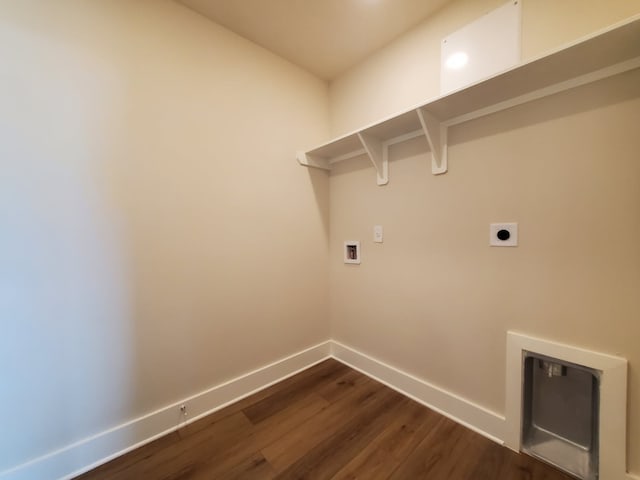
[441,0,521,95]
[296,14,640,184]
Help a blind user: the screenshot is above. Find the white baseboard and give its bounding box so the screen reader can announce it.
[331,339,640,480]
[3,338,635,480]
[0,341,331,480]
[329,340,505,444]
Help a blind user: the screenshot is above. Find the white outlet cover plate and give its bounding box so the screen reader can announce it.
[490,223,518,246]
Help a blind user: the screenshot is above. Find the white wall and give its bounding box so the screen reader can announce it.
[328,0,640,474]
[0,0,329,474]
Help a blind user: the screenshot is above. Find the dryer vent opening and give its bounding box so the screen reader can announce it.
[522,351,600,480]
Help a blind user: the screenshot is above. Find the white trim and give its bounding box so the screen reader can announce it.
[505,331,628,480]
[0,341,331,480]
[329,340,505,444]
[3,337,635,480]
[444,56,640,128]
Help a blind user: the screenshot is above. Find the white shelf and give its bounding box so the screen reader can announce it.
[297,14,640,184]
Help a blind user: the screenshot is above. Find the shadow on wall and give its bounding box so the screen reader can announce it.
[307,168,330,240]
[0,6,136,474]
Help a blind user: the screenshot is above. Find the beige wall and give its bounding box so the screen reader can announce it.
[0,0,329,471]
[328,0,640,474]
[2,0,639,475]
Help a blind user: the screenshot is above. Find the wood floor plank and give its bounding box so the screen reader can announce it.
[387,415,467,479]
[186,393,330,480]
[272,391,407,480]
[260,377,382,472]
[313,368,370,404]
[426,424,492,480]
[329,398,440,480]
[215,451,277,480]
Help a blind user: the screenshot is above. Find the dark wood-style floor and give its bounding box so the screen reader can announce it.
[76,359,572,480]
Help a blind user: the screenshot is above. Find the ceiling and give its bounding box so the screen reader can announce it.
[178,0,452,80]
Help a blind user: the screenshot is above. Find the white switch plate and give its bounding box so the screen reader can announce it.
[490,223,518,246]
[373,225,383,243]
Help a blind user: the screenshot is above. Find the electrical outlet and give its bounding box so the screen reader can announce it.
[180,404,187,416]
[490,223,518,247]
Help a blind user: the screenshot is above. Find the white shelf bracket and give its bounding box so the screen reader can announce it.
[357,132,388,185]
[296,151,330,171]
[417,108,448,175]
